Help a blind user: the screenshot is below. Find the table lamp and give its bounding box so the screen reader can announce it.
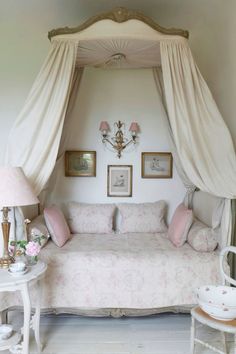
[0,166,39,268]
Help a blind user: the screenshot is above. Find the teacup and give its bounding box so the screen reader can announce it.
[9,262,26,273]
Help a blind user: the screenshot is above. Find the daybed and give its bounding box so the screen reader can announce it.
[38,232,220,316]
[0,192,227,318]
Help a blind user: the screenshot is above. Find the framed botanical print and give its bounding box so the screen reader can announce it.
[141,152,173,178]
[65,151,96,177]
[107,165,132,197]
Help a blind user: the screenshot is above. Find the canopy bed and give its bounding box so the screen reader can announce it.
[2,7,236,316]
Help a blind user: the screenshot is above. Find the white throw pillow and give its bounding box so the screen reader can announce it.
[67,202,116,234]
[28,215,50,248]
[187,219,218,252]
[118,201,167,233]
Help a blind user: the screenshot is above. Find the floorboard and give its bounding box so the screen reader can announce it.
[2,311,235,353]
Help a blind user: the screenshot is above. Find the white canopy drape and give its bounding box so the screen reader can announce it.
[40,67,84,207]
[6,41,77,196]
[160,41,236,199]
[4,11,236,249]
[152,66,196,198]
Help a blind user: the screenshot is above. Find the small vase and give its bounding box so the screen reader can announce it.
[26,255,38,265]
[14,252,27,265]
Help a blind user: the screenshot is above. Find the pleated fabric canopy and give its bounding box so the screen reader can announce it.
[5,7,236,248]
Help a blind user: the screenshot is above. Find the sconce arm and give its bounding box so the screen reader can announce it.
[102,137,116,149]
[123,136,137,149]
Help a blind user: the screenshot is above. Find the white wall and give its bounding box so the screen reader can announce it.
[47,68,185,221]
[151,0,236,147]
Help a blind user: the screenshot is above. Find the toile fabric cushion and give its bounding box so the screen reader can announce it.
[168,203,193,247]
[44,206,71,247]
[67,202,116,234]
[187,219,218,252]
[28,215,50,248]
[117,201,167,233]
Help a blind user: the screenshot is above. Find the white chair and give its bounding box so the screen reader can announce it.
[190,246,236,354]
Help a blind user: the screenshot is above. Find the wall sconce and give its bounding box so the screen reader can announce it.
[99,120,139,158]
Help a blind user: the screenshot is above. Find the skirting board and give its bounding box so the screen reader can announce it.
[3,305,193,318]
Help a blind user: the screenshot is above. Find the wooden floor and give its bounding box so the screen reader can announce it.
[3,311,235,353]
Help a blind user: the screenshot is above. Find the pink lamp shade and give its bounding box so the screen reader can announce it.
[129,122,139,134]
[0,167,39,207]
[99,121,110,132]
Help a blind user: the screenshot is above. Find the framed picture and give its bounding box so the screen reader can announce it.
[65,151,96,177]
[141,152,173,178]
[107,165,132,197]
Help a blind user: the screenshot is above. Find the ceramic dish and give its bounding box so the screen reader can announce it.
[0,325,13,341]
[196,285,236,321]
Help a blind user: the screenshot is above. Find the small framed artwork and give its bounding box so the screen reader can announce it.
[141,152,173,178]
[107,165,132,197]
[65,151,96,177]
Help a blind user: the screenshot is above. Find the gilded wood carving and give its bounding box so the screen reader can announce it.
[48,7,189,40]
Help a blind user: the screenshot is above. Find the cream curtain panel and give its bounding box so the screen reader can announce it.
[160,41,236,198]
[40,67,84,207]
[5,40,78,196]
[152,67,196,208]
[153,66,229,248]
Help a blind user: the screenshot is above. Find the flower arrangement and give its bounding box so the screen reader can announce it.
[10,235,46,264]
[25,241,41,257]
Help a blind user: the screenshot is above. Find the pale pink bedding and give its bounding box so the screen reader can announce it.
[0,233,221,312]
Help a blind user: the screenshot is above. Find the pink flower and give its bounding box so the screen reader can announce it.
[8,244,15,256]
[25,241,41,257]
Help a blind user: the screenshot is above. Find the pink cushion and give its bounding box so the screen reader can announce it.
[168,203,193,247]
[44,206,71,247]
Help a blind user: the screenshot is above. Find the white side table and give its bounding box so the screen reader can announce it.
[191,306,236,354]
[0,261,47,354]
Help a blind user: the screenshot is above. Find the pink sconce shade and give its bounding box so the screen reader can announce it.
[99,121,110,132]
[0,167,39,207]
[129,122,139,134]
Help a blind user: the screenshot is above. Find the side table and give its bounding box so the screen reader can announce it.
[191,306,236,354]
[0,261,47,354]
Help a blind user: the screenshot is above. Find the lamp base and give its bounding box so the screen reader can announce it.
[1,208,15,268]
[0,255,15,268]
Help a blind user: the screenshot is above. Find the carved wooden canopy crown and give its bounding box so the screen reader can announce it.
[48,7,189,40]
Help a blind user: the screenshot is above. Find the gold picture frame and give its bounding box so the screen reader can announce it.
[141,152,173,178]
[65,151,96,177]
[107,165,132,197]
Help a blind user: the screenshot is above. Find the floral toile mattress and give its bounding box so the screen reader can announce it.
[0,233,222,312]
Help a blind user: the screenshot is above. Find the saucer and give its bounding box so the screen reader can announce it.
[8,267,28,277]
